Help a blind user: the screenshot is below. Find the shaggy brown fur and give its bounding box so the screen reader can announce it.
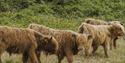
[0,26,59,63]
[85,19,124,49]
[28,24,93,63]
[0,26,38,63]
[85,18,108,25]
[78,23,125,57]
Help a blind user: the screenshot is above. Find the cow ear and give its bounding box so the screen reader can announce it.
[107,22,111,25]
[120,22,124,25]
[88,34,92,40]
[49,36,53,41]
[78,24,84,33]
[108,24,116,33]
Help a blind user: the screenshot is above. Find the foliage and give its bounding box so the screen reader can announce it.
[0,0,125,28]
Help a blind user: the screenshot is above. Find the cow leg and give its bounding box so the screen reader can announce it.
[110,40,113,50]
[113,41,116,49]
[110,38,116,50]
[92,45,98,54]
[0,42,6,63]
[22,51,29,63]
[28,47,38,63]
[0,50,4,63]
[57,54,64,63]
[103,44,109,58]
[113,37,118,49]
[36,51,41,63]
[0,52,2,63]
[65,51,73,63]
[45,53,49,63]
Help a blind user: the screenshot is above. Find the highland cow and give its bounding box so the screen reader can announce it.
[0,26,59,63]
[85,18,124,49]
[78,22,125,57]
[108,21,125,49]
[28,24,93,63]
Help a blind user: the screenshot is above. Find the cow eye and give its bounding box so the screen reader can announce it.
[119,28,122,31]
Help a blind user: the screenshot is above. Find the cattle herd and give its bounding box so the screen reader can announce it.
[0,18,124,63]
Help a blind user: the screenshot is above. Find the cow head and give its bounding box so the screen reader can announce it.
[108,21,125,36]
[76,33,93,56]
[42,36,59,54]
[35,32,59,54]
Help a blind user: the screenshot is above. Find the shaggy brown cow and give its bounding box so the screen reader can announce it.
[28,24,93,63]
[78,23,125,57]
[0,26,58,63]
[85,18,124,49]
[108,21,125,49]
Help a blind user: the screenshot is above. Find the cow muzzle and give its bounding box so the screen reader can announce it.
[78,46,84,51]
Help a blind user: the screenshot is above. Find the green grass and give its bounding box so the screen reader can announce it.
[0,11,83,31]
